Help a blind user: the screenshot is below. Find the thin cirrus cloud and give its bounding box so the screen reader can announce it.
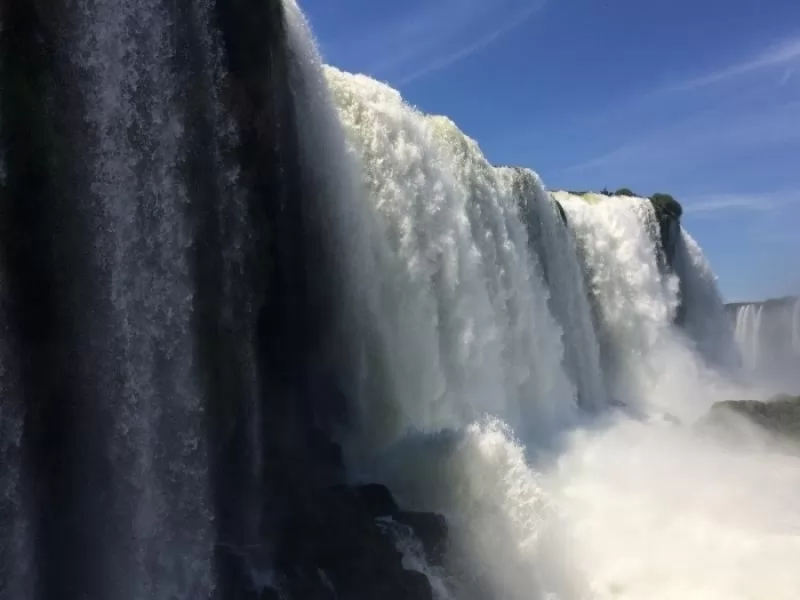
[682,190,800,218]
[326,0,546,85]
[563,101,800,176]
[561,36,800,181]
[393,2,546,85]
[662,35,800,93]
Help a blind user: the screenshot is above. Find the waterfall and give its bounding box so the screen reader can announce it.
[673,228,740,371]
[325,67,580,448]
[0,0,357,597]
[555,193,682,413]
[735,304,764,371]
[555,192,740,419]
[509,172,607,411]
[4,1,800,599]
[74,0,216,595]
[730,296,800,393]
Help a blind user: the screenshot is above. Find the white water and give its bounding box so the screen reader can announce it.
[736,304,765,372]
[548,417,800,600]
[512,173,607,411]
[379,518,454,600]
[318,55,800,599]
[283,1,391,420]
[732,297,800,393]
[326,67,579,451]
[74,1,213,596]
[556,192,740,420]
[674,229,740,371]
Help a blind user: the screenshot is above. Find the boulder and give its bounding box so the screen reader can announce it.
[272,484,442,600]
[357,483,400,518]
[705,395,800,441]
[395,511,448,566]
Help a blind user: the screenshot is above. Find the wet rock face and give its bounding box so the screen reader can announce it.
[394,511,449,567]
[2,2,451,598]
[220,481,448,600]
[648,193,683,272]
[705,395,800,441]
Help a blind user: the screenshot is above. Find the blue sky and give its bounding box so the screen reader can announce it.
[303,0,800,301]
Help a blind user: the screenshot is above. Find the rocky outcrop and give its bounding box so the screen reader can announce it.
[701,395,800,442]
[219,482,448,600]
[649,193,683,271]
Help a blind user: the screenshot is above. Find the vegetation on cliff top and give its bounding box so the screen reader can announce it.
[555,189,684,227]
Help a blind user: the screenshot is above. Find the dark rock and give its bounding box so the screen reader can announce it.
[648,192,683,270]
[704,395,800,441]
[554,199,568,226]
[395,511,448,566]
[357,483,400,518]
[266,480,446,600]
[392,569,434,600]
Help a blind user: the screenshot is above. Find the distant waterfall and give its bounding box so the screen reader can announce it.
[730,297,800,393]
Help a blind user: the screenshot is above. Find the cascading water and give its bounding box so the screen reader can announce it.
[75,1,215,595]
[555,192,741,419]
[730,296,800,393]
[325,67,580,448]
[4,1,800,599]
[555,193,684,413]
[0,0,367,598]
[673,228,740,371]
[510,172,607,411]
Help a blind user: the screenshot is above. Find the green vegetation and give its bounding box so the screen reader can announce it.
[614,188,636,197]
[649,193,683,221]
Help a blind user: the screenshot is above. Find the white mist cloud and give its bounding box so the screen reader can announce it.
[547,418,800,600]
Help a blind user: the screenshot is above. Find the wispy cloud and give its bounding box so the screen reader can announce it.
[563,100,800,176]
[395,3,544,84]
[323,0,546,85]
[664,36,800,93]
[682,190,800,217]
